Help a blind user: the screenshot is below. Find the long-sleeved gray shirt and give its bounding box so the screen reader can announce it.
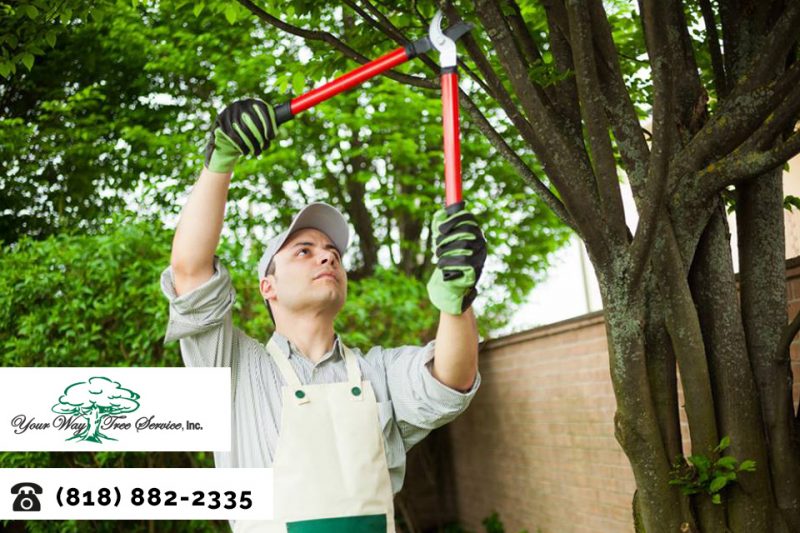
[160,256,481,494]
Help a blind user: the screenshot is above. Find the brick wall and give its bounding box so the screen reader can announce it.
[429,256,800,533]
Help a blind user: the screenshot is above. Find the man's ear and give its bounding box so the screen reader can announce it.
[260,276,277,302]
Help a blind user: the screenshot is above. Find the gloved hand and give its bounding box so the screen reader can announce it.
[426,202,487,315]
[204,98,277,173]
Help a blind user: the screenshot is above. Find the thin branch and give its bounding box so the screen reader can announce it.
[697,0,727,97]
[347,0,494,96]
[236,0,435,91]
[344,0,407,44]
[459,89,577,230]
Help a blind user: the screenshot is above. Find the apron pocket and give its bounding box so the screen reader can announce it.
[287,513,387,532]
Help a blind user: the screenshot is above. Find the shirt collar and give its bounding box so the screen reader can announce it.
[269,331,342,363]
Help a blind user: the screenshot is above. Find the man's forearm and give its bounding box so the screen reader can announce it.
[170,167,232,287]
[431,307,479,392]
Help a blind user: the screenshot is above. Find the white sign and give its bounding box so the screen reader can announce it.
[0,368,231,451]
[0,468,273,520]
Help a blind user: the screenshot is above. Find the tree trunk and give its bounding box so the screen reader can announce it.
[85,406,101,442]
[688,200,775,531]
[599,268,686,533]
[736,168,800,532]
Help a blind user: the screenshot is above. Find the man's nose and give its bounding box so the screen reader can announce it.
[320,250,338,265]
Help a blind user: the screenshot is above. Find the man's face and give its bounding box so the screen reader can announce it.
[260,228,347,318]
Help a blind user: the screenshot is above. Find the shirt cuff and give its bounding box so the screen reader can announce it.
[420,340,481,405]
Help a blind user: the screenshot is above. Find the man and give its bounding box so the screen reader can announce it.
[160,99,487,532]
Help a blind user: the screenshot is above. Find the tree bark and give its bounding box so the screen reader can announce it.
[599,268,685,533]
[689,201,774,532]
[737,168,800,531]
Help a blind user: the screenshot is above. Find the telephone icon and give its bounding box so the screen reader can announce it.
[11,482,42,512]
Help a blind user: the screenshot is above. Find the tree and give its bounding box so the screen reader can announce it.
[0,0,570,333]
[52,376,141,443]
[229,0,800,531]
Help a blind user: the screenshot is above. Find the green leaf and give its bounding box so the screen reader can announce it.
[291,71,305,95]
[716,456,738,470]
[21,53,34,71]
[711,493,722,504]
[23,4,39,19]
[739,460,757,472]
[716,435,731,452]
[0,61,11,78]
[688,454,711,471]
[784,195,800,212]
[193,2,205,16]
[709,476,728,493]
[45,30,57,48]
[224,4,237,24]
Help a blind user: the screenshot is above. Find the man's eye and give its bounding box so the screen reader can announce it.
[297,248,309,256]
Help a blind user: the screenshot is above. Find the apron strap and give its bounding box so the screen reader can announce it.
[266,336,365,403]
[266,338,305,397]
[342,345,366,402]
[342,346,362,386]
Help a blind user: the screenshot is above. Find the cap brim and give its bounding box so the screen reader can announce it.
[257,202,350,280]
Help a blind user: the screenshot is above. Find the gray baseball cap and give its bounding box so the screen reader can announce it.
[257,202,349,281]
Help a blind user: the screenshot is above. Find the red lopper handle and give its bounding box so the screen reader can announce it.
[441,71,462,207]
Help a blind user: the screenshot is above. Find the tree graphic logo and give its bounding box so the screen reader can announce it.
[51,376,140,443]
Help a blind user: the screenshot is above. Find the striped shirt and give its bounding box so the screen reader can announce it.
[159,256,481,494]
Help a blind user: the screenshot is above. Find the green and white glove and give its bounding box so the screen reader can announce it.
[426,201,488,315]
[204,98,278,173]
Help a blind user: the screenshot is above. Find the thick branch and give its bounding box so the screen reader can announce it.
[698,130,800,193]
[442,3,550,157]
[588,0,650,198]
[735,1,800,94]
[565,0,628,245]
[475,0,610,261]
[670,59,800,194]
[541,0,583,134]
[628,0,673,288]
[502,0,562,114]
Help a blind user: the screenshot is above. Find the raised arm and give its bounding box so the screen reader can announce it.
[426,203,488,390]
[171,99,278,295]
[171,168,232,295]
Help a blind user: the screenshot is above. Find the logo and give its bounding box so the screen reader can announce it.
[51,376,141,443]
[1,367,230,452]
[11,482,42,512]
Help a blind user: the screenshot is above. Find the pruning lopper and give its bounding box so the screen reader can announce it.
[274,11,472,211]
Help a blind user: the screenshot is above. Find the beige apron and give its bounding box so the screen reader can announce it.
[234,338,396,533]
